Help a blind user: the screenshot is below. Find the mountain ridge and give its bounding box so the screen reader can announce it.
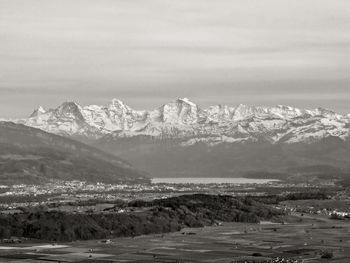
[9,98,350,145]
[0,121,148,184]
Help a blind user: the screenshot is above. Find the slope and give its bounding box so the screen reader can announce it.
[0,122,148,184]
[94,135,350,179]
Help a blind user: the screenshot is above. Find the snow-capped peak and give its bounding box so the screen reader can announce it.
[37,106,46,114]
[311,107,335,116]
[56,101,81,111]
[55,101,84,120]
[108,98,133,113]
[268,105,305,119]
[110,98,128,107]
[156,98,200,124]
[29,106,46,118]
[233,104,260,120]
[176,97,196,106]
[11,98,350,145]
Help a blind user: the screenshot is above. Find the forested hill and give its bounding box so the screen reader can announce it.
[0,194,282,241]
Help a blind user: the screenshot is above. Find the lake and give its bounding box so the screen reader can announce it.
[151,177,279,185]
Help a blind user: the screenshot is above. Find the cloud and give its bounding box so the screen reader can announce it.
[0,0,350,116]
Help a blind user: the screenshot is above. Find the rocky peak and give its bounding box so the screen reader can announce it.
[109,99,132,113]
[29,106,46,118]
[9,98,350,144]
[157,98,200,124]
[54,102,85,122]
[268,105,306,119]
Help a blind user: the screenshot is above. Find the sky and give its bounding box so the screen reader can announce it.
[1,0,350,117]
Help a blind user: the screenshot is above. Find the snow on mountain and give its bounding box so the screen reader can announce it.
[29,105,46,118]
[205,105,234,122]
[10,98,350,145]
[156,98,202,124]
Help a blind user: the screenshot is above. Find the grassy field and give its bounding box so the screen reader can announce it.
[0,213,349,262]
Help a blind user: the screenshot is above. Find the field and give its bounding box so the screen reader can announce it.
[0,213,349,263]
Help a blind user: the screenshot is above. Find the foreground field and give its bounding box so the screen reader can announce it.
[0,213,349,263]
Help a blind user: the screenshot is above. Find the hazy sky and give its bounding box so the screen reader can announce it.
[1,0,350,117]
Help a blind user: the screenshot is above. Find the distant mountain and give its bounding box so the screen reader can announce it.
[0,122,148,184]
[12,98,350,144]
[7,98,350,179]
[94,136,350,178]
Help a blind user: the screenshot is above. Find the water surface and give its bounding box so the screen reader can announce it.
[151,177,278,185]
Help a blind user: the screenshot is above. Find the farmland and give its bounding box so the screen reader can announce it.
[0,212,349,262]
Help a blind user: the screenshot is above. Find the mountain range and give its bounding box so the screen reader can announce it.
[6,98,350,179]
[12,98,350,145]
